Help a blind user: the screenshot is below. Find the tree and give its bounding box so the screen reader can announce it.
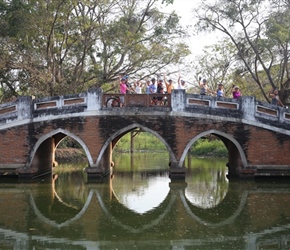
[190,41,237,96]
[0,0,189,101]
[194,0,290,104]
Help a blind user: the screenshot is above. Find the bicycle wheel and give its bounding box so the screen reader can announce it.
[106,97,120,107]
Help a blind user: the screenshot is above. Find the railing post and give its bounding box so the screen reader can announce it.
[86,88,102,111]
[17,96,33,120]
[171,89,186,112]
[278,106,285,123]
[241,96,256,121]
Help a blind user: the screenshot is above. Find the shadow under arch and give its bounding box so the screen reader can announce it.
[95,123,177,167]
[179,129,248,173]
[27,128,94,169]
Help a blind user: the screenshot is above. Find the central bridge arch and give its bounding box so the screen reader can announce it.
[96,123,178,169]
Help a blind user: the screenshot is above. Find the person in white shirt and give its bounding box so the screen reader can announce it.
[134,80,143,94]
[177,75,186,90]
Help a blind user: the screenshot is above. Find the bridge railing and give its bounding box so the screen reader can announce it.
[0,100,18,124]
[102,93,171,108]
[176,92,290,127]
[0,88,290,129]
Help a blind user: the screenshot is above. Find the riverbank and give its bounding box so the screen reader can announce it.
[55,148,87,163]
[56,138,227,163]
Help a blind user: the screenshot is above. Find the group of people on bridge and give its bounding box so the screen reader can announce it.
[119,74,186,94]
[117,73,286,108]
[198,77,242,100]
[118,74,186,106]
[117,74,243,105]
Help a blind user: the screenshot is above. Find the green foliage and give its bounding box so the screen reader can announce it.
[114,132,167,152]
[191,41,237,96]
[114,132,227,158]
[194,0,290,104]
[190,139,228,158]
[0,0,189,101]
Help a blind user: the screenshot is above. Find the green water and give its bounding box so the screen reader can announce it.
[0,153,290,249]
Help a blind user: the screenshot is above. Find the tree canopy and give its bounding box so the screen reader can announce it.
[0,0,189,101]
[194,0,290,104]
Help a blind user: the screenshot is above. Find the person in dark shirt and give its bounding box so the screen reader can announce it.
[269,88,284,107]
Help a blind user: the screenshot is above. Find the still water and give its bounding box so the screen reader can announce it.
[1,153,290,249]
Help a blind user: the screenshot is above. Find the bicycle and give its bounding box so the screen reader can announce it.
[105,96,122,107]
[151,94,168,106]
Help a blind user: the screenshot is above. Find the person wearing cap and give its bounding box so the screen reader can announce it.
[232,85,242,99]
[216,83,224,97]
[119,77,128,94]
[124,76,134,93]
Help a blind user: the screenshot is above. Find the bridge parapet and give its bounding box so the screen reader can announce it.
[0,96,33,126]
[0,88,290,130]
[172,92,290,129]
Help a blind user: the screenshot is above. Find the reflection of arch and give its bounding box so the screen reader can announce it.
[179,129,248,169]
[27,128,94,167]
[95,123,177,166]
[29,183,250,230]
[53,188,79,210]
[30,187,176,232]
[181,190,249,228]
[96,190,177,233]
[29,190,94,228]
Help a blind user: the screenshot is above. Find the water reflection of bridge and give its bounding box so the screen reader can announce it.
[1,177,290,249]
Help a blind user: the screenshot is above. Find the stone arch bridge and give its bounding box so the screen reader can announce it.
[0,88,290,179]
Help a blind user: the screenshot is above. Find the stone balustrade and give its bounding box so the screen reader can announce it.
[0,88,289,130]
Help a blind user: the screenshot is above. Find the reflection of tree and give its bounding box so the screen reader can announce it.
[53,164,89,208]
[185,158,229,209]
[112,152,169,172]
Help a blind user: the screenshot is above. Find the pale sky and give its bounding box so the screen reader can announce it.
[165,0,212,55]
[162,0,220,85]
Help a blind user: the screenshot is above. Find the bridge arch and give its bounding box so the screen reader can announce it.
[95,123,177,167]
[27,128,94,170]
[180,129,248,174]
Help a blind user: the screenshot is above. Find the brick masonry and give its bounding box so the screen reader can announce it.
[1,89,290,178]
